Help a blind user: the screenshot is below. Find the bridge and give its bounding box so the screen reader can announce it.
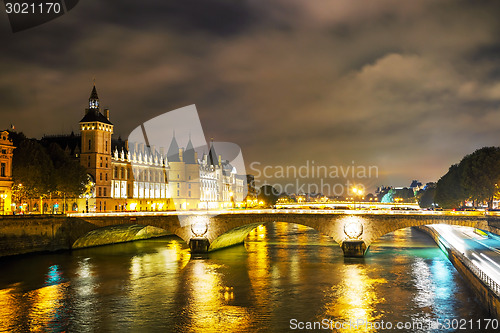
[65,209,500,257]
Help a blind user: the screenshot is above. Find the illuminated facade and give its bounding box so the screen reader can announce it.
[0,131,14,214]
[75,85,244,212]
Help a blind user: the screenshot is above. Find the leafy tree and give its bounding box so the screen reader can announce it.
[435,147,500,209]
[257,185,280,207]
[12,139,54,209]
[435,164,467,208]
[416,183,436,208]
[47,143,87,212]
[460,147,500,208]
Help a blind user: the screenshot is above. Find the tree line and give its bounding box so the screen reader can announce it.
[10,132,88,212]
[424,147,500,209]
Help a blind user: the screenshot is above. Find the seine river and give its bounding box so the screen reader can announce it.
[0,222,495,332]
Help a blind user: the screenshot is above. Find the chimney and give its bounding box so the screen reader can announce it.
[194,151,198,161]
[104,108,110,120]
[125,140,129,151]
[179,148,184,162]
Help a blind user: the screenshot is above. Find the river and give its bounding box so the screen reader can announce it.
[0,222,494,332]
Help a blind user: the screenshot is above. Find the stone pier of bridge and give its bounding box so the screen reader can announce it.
[1,211,500,258]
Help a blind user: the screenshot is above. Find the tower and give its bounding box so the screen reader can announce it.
[79,84,113,211]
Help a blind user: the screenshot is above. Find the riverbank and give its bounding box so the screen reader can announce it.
[415,225,500,319]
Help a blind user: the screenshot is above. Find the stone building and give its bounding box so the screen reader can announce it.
[39,85,245,212]
[0,131,15,214]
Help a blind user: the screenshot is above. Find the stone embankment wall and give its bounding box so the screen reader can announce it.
[416,226,500,319]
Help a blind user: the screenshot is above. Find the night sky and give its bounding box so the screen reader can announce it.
[1,1,500,194]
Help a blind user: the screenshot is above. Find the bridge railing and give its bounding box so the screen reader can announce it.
[67,208,473,218]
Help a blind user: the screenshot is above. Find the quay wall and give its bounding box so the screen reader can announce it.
[416,226,500,319]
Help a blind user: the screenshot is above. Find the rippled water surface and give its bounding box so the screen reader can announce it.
[0,222,494,332]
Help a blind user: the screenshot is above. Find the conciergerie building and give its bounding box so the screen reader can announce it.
[37,85,246,213]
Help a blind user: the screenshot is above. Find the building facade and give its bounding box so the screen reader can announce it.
[0,131,15,214]
[36,85,246,213]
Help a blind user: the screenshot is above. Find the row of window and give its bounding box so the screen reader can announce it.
[87,138,111,153]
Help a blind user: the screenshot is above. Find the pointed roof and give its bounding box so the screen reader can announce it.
[208,139,218,166]
[80,111,113,125]
[167,133,180,162]
[90,85,99,101]
[184,136,197,164]
[80,84,113,125]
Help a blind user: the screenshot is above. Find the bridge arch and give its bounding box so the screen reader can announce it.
[69,212,500,257]
[72,224,174,249]
[202,213,497,256]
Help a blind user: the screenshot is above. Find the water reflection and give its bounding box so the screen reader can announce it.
[184,260,252,332]
[0,225,492,332]
[27,282,69,332]
[0,285,21,332]
[322,264,386,333]
[71,258,97,332]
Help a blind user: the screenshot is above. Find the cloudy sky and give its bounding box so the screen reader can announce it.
[1,0,500,194]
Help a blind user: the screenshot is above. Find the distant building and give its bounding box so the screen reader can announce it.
[0,131,15,214]
[37,84,245,212]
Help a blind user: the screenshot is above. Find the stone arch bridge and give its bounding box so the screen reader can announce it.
[68,210,500,257]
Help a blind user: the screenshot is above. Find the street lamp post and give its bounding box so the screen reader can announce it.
[85,193,89,213]
[352,187,364,210]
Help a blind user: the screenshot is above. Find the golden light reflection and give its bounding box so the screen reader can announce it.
[165,240,191,270]
[127,239,191,329]
[246,224,271,309]
[0,285,21,331]
[322,265,386,333]
[186,261,251,332]
[27,282,69,332]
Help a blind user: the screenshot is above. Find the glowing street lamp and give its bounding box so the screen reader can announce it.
[352,187,364,209]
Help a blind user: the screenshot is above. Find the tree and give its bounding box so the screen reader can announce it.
[460,147,500,209]
[416,183,436,208]
[435,164,467,209]
[257,185,280,207]
[47,143,87,212]
[12,139,54,211]
[435,147,500,209]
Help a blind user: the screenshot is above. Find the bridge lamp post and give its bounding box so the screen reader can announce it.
[85,193,90,214]
[190,219,210,254]
[230,191,234,208]
[352,187,364,209]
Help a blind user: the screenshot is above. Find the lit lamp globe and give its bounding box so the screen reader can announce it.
[344,221,363,239]
[191,222,208,238]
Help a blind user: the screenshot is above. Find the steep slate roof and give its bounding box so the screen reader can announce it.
[79,110,113,125]
[167,133,180,162]
[184,137,197,164]
[80,85,113,125]
[208,141,218,166]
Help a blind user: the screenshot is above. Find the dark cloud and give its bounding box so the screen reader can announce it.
[1,0,500,193]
